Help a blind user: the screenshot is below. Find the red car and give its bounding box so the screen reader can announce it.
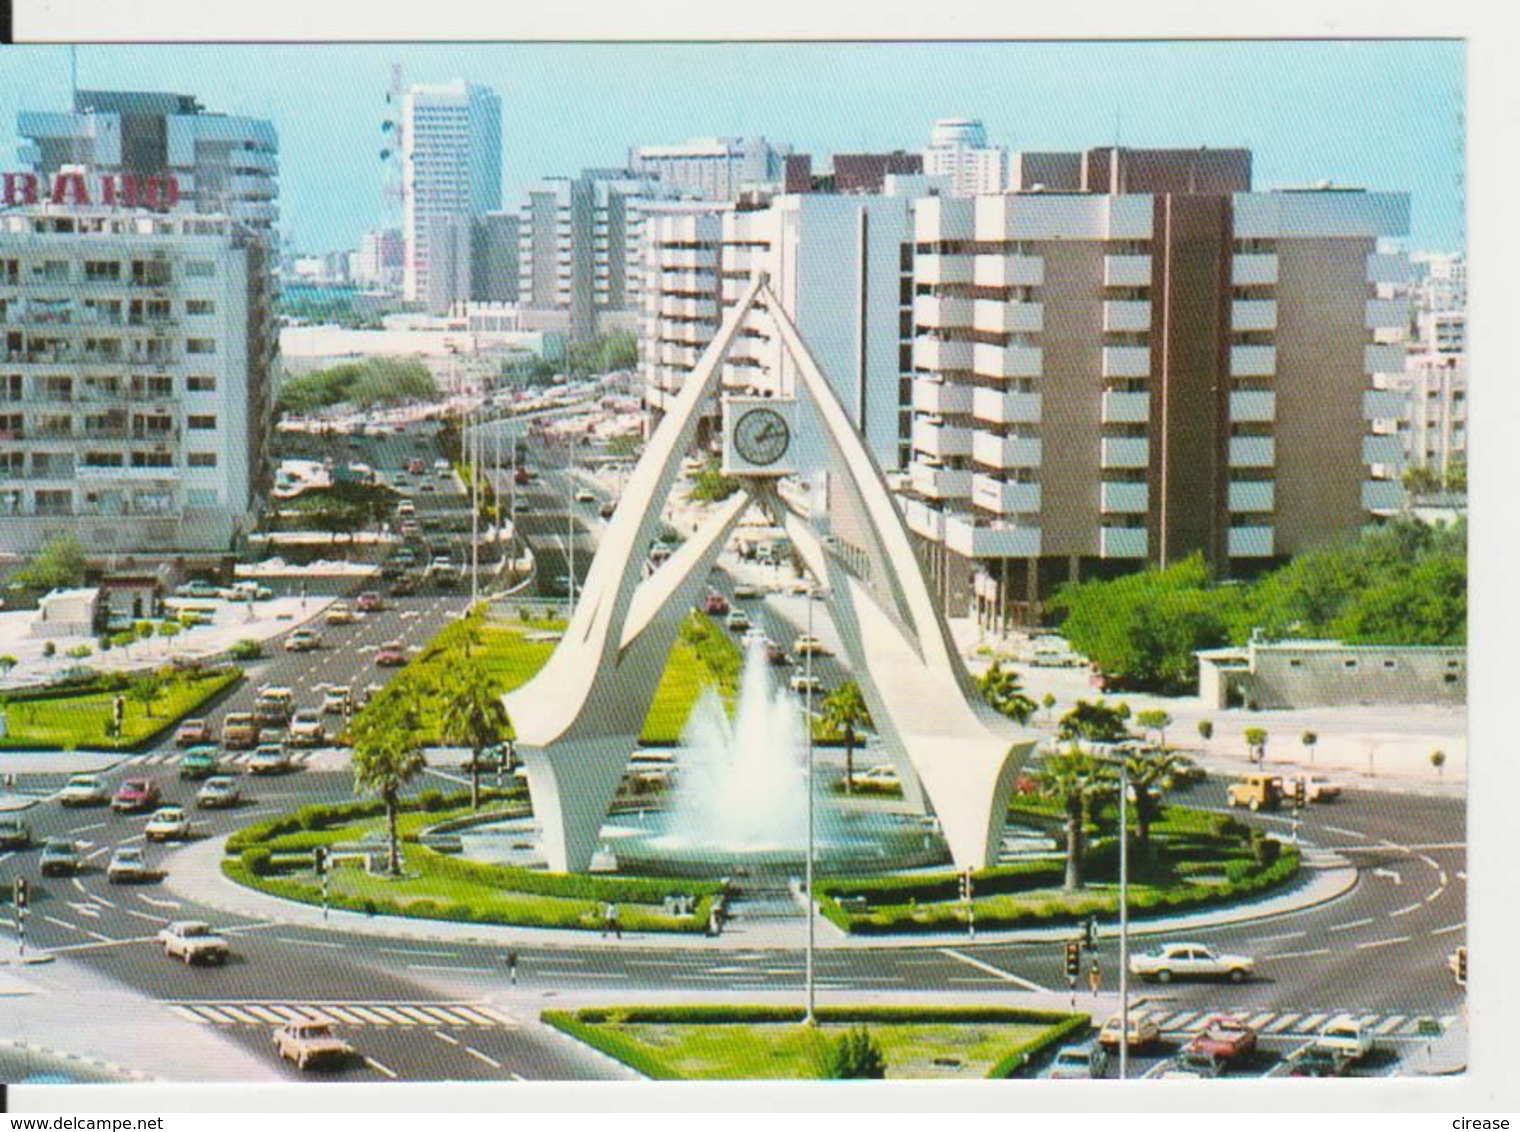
[111,778,162,814]
[175,718,214,748]
[703,592,730,616]
[766,641,791,667]
[1186,1015,1258,1064]
[407,458,424,475]
[356,591,384,613]
[375,641,407,667]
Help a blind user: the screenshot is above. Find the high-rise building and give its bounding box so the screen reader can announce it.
[18,90,279,235]
[922,118,1006,196]
[833,151,924,195]
[401,81,502,309]
[352,227,404,292]
[470,212,519,303]
[629,137,789,201]
[0,200,277,555]
[903,147,1411,628]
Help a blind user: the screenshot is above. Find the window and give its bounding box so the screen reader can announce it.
[185,488,219,507]
[1343,659,1359,670]
[187,415,217,430]
[36,261,69,281]
[186,339,216,355]
[1288,659,1302,669]
[184,261,216,278]
[1383,659,1398,670]
[185,299,216,316]
[85,261,121,281]
[186,452,218,468]
[186,375,217,393]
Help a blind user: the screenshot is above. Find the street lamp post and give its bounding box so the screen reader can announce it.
[1089,742,1131,1080]
[804,580,816,1024]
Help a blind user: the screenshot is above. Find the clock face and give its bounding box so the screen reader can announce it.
[732,407,790,468]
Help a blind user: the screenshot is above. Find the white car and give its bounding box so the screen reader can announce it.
[107,845,153,884]
[158,920,230,965]
[1313,1014,1375,1060]
[144,806,192,843]
[322,686,354,715]
[574,488,596,503]
[58,774,109,807]
[788,673,824,695]
[1288,774,1344,802]
[725,608,752,632]
[792,634,829,657]
[853,765,901,789]
[1129,942,1255,984]
[731,582,762,600]
[288,710,327,747]
[247,744,292,776]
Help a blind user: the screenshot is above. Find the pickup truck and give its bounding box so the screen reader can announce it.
[158,921,231,965]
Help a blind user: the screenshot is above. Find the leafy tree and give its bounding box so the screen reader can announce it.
[689,459,740,503]
[1402,465,1442,494]
[0,656,16,674]
[276,357,437,414]
[350,698,428,877]
[1125,749,1181,853]
[1301,730,1318,764]
[1058,699,1131,744]
[1040,745,1115,892]
[1135,709,1173,747]
[438,661,512,810]
[1041,692,1057,723]
[978,662,1037,725]
[1197,719,1213,745]
[1330,554,1466,646]
[13,535,87,590]
[128,672,164,719]
[1430,749,1447,779]
[815,1026,886,1080]
[157,620,181,640]
[1244,727,1269,764]
[1445,461,1466,493]
[821,682,873,793]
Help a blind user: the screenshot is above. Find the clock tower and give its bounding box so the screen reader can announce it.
[721,394,798,477]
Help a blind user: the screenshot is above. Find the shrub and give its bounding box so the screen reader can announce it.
[240,846,275,877]
[42,641,56,658]
[1211,815,1249,841]
[229,639,263,660]
[816,1026,886,1080]
[417,790,445,813]
[1251,833,1282,868]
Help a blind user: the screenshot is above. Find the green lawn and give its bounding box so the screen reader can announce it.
[0,668,240,750]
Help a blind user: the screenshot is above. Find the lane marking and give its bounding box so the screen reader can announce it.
[1262,948,1331,960]
[137,893,182,909]
[463,1045,504,1069]
[1438,870,1448,886]
[1371,868,1402,885]
[406,964,495,975]
[1389,903,1423,918]
[271,936,345,949]
[1321,826,1367,839]
[1354,935,1413,950]
[433,1031,460,1046]
[68,822,108,835]
[377,946,460,959]
[40,914,113,942]
[1265,1014,1302,1034]
[1327,918,1375,933]
[365,1057,399,1080]
[939,948,1050,993]
[1425,888,1445,904]
[1431,923,1465,936]
[1251,930,1307,944]
[67,902,101,918]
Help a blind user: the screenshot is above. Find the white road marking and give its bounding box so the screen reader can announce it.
[1431,923,1465,936]
[1438,871,1448,885]
[68,822,108,835]
[433,1031,460,1046]
[1321,825,1366,839]
[271,936,345,949]
[1264,1014,1302,1034]
[1263,948,1331,960]
[137,893,182,909]
[463,1045,503,1069]
[40,914,113,942]
[1251,930,1308,944]
[377,946,460,959]
[67,902,101,918]
[168,1005,211,1025]
[121,908,169,925]
[1327,918,1376,933]
[1425,888,1445,904]
[1389,903,1423,918]
[1371,868,1402,884]
[1298,1013,1329,1033]
[406,964,495,975]
[1375,1015,1408,1035]
[1354,935,1413,950]
[939,947,1050,993]
[364,1057,399,1080]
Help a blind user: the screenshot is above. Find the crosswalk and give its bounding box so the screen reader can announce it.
[1140,1007,1460,1039]
[164,1000,516,1029]
[122,749,348,771]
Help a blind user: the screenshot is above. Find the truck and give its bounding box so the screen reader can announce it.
[1225,773,1283,812]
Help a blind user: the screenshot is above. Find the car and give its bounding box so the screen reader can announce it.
[321,686,355,715]
[274,1020,355,1071]
[40,838,82,876]
[144,806,192,843]
[731,582,762,600]
[247,744,292,776]
[255,687,296,727]
[178,745,221,780]
[598,501,617,519]
[787,577,812,596]
[1449,945,1467,987]
[765,640,792,667]
[58,773,109,807]
[703,592,730,616]
[1046,1041,1110,1080]
[854,765,901,789]
[792,634,830,657]
[1284,1045,1352,1078]
[221,582,273,603]
[725,608,752,632]
[1098,1011,1161,1051]
[1313,1014,1374,1061]
[1186,1015,1259,1063]
[1152,1050,1223,1080]
[355,591,384,613]
[789,673,824,696]
[111,778,161,814]
[175,718,214,748]
[284,628,322,653]
[1130,942,1255,984]
[158,920,230,965]
[0,817,33,850]
[375,641,407,667]
[288,710,327,748]
[396,499,417,518]
[1162,755,1207,788]
[106,845,153,884]
[1287,773,1344,803]
[399,520,420,537]
[418,480,437,494]
[388,575,420,597]
[324,603,356,626]
[222,713,261,750]
[174,580,221,600]
[575,488,596,503]
[196,775,242,810]
[1226,773,1283,812]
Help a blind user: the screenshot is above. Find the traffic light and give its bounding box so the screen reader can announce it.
[1292,778,1307,809]
[12,877,27,910]
[1065,941,1081,980]
[959,869,973,902]
[1458,947,1467,986]
[312,846,328,876]
[1085,915,1098,950]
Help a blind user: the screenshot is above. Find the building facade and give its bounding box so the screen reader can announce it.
[401,81,502,309]
[629,137,789,201]
[469,211,519,303]
[0,203,277,555]
[1197,639,1466,710]
[352,227,403,293]
[922,119,1006,197]
[902,147,1410,627]
[19,90,279,236]
[833,151,924,195]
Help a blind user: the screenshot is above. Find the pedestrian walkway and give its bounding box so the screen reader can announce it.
[120,747,349,772]
[166,999,516,1029]
[1139,1006,1462,1041]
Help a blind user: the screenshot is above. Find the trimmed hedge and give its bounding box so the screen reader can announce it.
[223,787,522,854]
[987,1013,1094,1079]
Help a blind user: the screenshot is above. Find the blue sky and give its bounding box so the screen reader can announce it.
[0,41,1464,254]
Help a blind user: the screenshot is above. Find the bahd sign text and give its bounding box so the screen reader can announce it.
[2,171,180,210]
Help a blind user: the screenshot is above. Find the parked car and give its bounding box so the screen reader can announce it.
[221,582,272,602]
[575,488,596,503]
[158,920,230,965]
[433,459,452,479]
[1152,1050,1223,1080]
[284,628,322,653]
[178,745,221,781]
[58,774,109,807]
[1225,773,1283,812]
[222,713,261,750]
[40,838,82,876]
[1186,1015,1259,1063]
[107,845,153,884]
[598,501,616,519]
[175,718,215,748]
[1098,1011,1161,1051]
[1163,755,1207,788]
[1313,1014,1375,1061]
[375,641,407,667]
[111,778,161,814]
[1046,1041,1110,1080]
[321,686,355,715]
[174,580,221,600]
[196,775,242,810]
[0,817,33,850]
[144,806,192,843]
[1129,942,1255,984]
[324,603,356,626]
[247,744,292,776]
[288,710,328,747]
[274,1021,355,1071]
[725,608,752,632]
[355,591,384,613]
[1284,1045,1352,1078]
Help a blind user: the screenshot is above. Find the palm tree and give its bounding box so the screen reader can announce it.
[1057,699,1131,744]
[1135,709,1173,748]
[820,682,872,794]
[1125,748,1181,855]
[1041,692,1057,724]
[128,671,164,720]
[350,699,428,877]
[978,661,1036,725]
[439,661,511,810]
[1039,745,1115,892]
[1301,731,1318,765]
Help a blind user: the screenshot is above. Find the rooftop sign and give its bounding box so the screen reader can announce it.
[3,172,180,211]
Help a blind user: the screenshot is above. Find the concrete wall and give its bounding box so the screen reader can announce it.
[1203,644,1467,709]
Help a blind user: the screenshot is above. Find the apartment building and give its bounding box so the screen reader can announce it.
[903,147,1411,627]
[629,137,790,201]
[19,90,279,236]
[353,227,403,292]
[0,202,276,555]
[922,119,1006,196]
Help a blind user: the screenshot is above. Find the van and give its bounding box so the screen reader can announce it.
[1225,773,1283,812]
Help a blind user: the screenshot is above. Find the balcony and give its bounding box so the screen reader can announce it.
[911,419,973,459]
[1364,343,1406,375]
[661,247,717,271]
[1228,481,1275,512]
[915,336,974,372]
[1363,389,1408,420]
[1229,436,1276,467]
[913,378,974,415]
[1228,526,1275,558]
[1100,437,1150,469]
[944,512,1041,558]
[1101,391,1150,424]
[1100,482,1149,513]
[910,462,973,500]
[973,255,1043,288]
[973,432,1042,470]
[916,253,974,286]
[1230,345,1276,377]
[1366,253,1411,286]
[972,387,1042,425]
[903,497,946,541]
[1103,300,1152,333]
[1232,253,1278,287]
[1231,300,1277,333]
[1229,391,1276,423]
[1100,527,1148,559]
[659,296,719,322]
[1103,255,1152,287]
[915,294,973,330]
[971,474,1041,515]
[973,299,1043,335]
[973,342,1042,379]
[1365,298,1410,331]
[1362,479,1404,512]
[1102,346,1150,379]
[1362,434,1405,467]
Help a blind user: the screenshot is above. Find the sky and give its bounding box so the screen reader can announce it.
[0,41,1465,255]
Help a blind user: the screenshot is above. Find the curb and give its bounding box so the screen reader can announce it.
[0,1037,156,1083]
